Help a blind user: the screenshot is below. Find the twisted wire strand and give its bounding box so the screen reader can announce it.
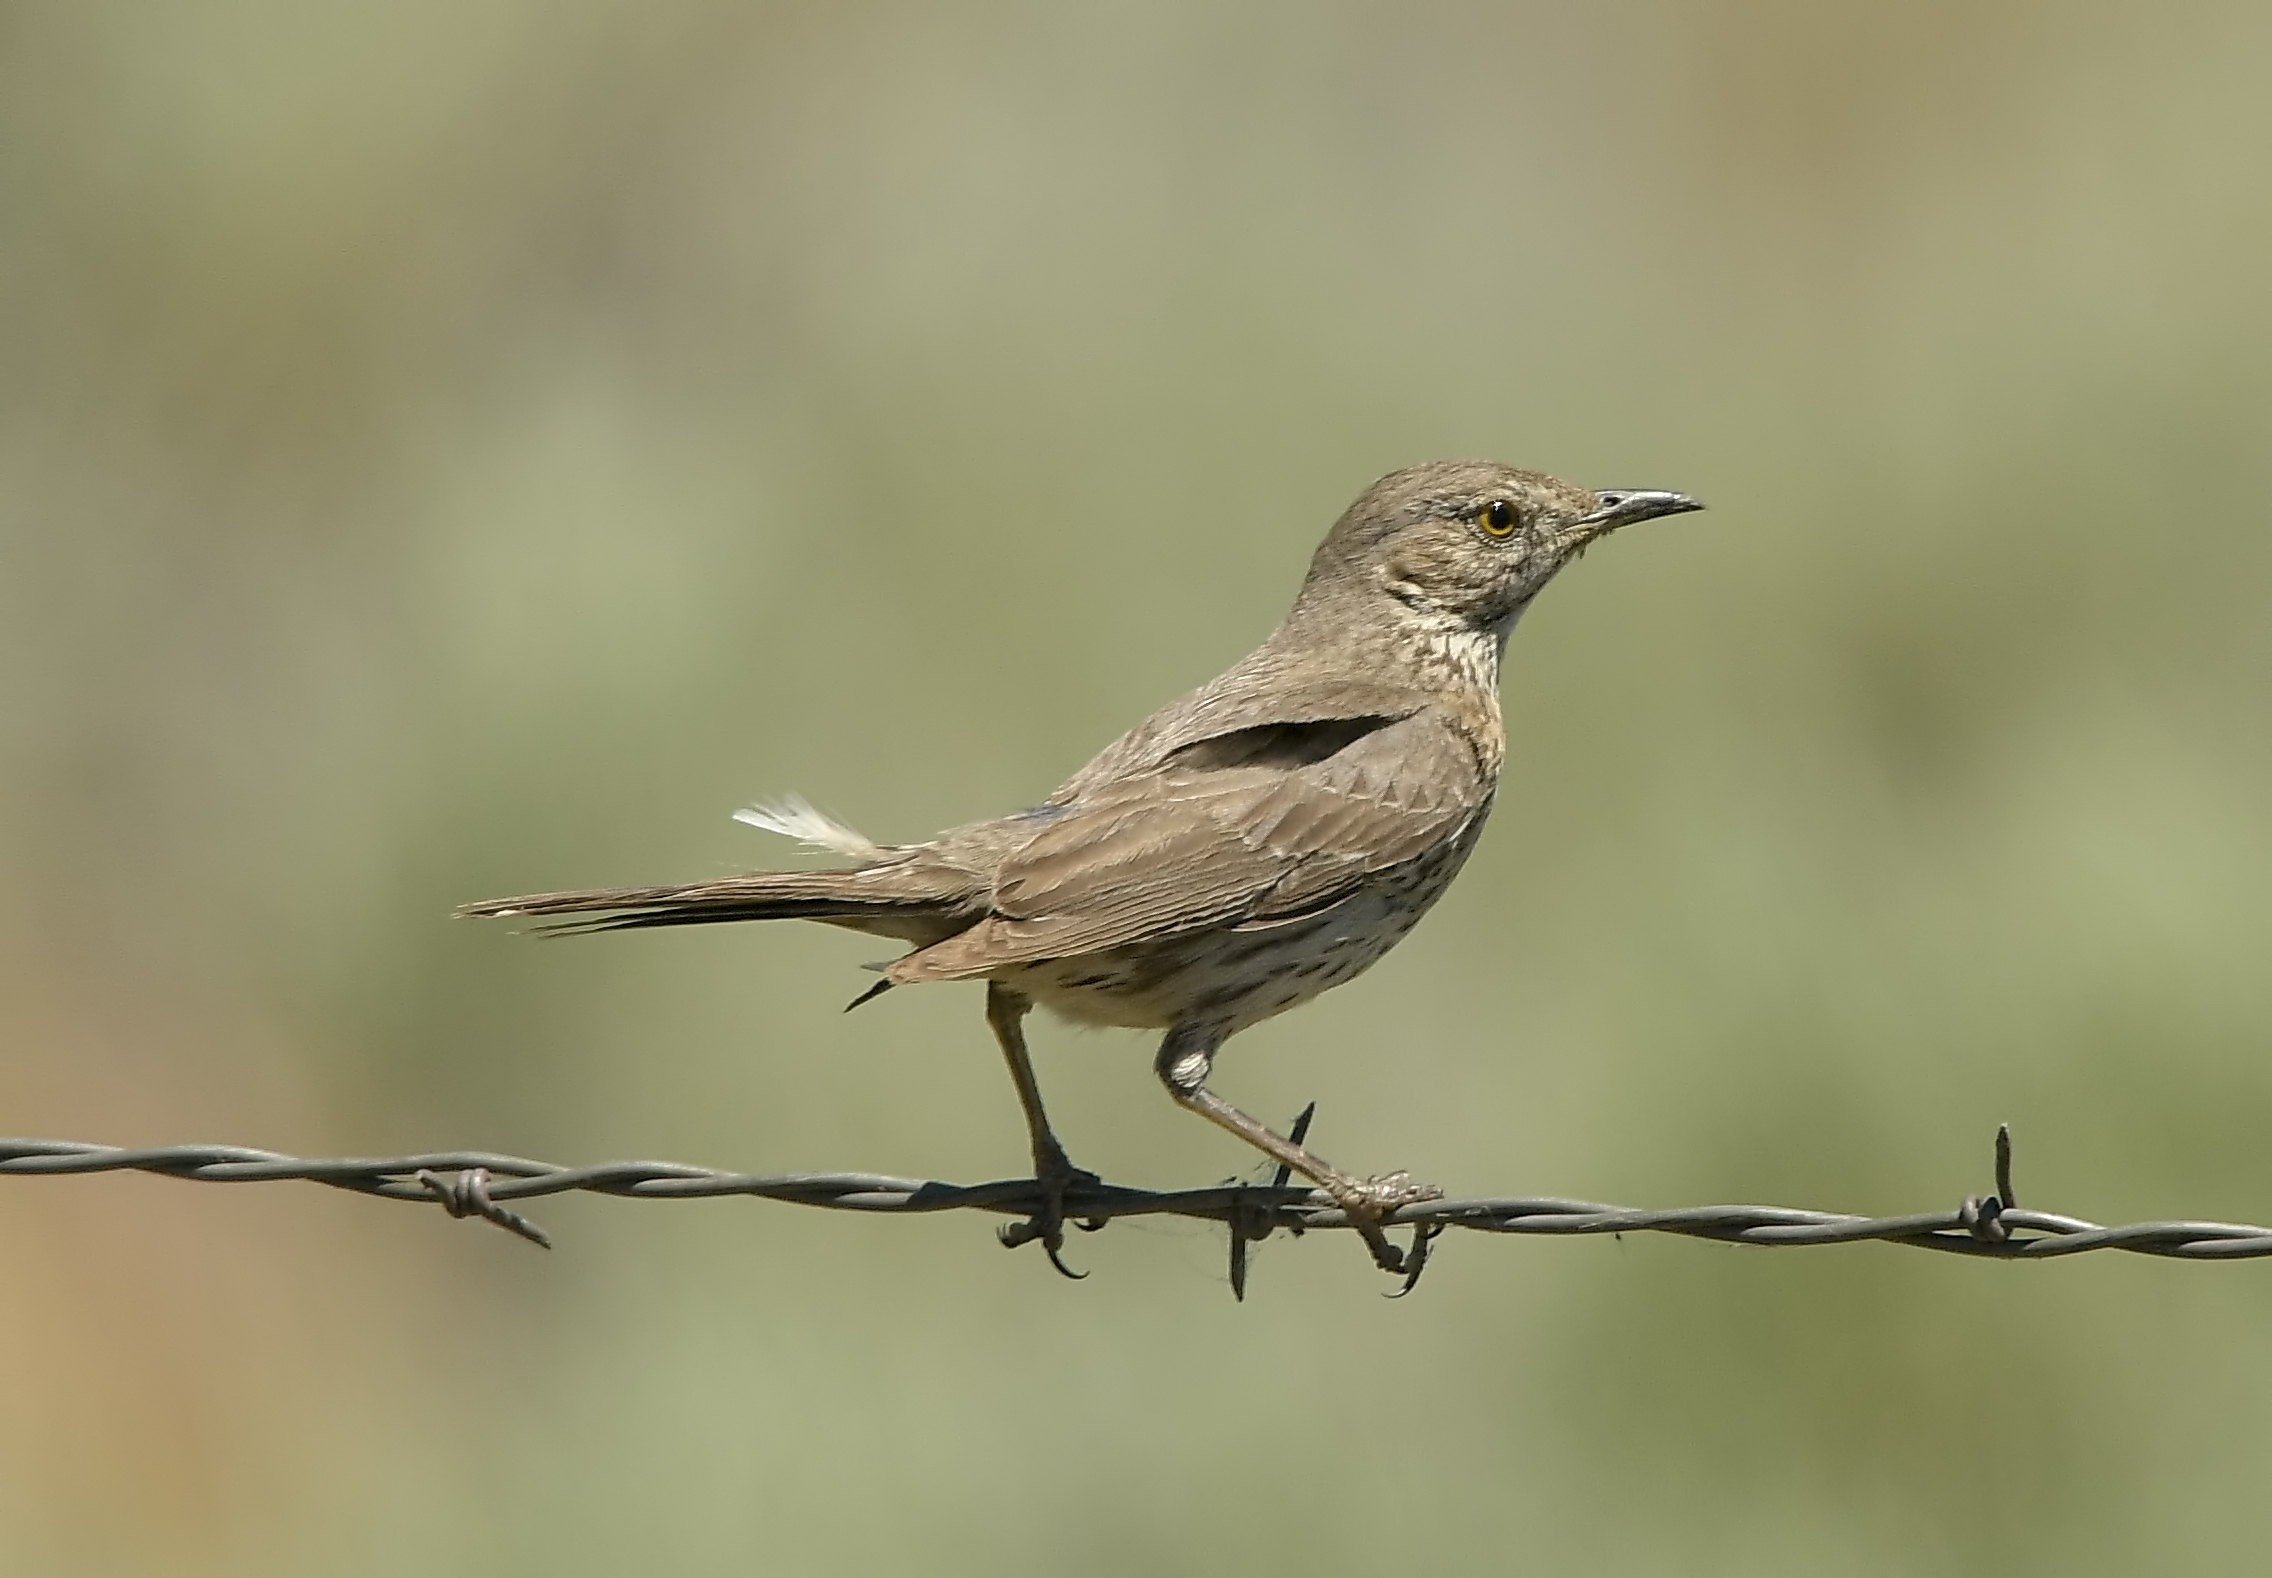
[7,1127,2270,1268]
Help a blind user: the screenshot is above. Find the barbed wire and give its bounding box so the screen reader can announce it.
[7,1123,2270,1297]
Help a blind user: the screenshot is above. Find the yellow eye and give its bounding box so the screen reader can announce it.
[1477,499,1518,538]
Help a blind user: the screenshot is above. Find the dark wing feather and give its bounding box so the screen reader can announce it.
[1051,670,1428,796]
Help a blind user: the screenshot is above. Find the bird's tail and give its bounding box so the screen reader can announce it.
[457,862,977,941]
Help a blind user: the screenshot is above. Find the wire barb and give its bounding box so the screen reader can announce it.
[415,1166,553,1249]
[1228,1102,1316,1302]
[1958,1122,2018,1245]
[8,1126,2272,1299]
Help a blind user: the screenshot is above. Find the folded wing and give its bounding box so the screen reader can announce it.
[888,708,1484,982]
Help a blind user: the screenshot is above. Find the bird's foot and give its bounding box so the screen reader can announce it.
[998,1145,1104,1279]
[1326,1171,1445,1291]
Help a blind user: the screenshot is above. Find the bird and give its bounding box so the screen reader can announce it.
[460,461,1701,1279]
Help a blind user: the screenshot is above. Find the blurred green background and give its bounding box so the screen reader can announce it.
[4,2,2271,1573]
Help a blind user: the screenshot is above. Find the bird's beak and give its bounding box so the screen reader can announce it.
[1573,489,1705,532]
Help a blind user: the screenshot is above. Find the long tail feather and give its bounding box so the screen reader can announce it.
[457,865,977,944]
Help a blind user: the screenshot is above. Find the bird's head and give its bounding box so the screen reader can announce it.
[1296,459,1702,637]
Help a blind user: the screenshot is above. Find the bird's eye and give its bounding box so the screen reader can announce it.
[1477,499,1518,538]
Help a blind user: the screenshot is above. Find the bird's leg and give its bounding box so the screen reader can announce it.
[985,982,1099,1277]
[1154,1024,1440,1277]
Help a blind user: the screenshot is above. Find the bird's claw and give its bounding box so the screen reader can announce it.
[1328,1171,1444,1284]
[998,1152,1103,1279]
[1387,1222,1445,1297]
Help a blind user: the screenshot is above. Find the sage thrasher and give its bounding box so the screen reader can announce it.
[462,461,1700,1278]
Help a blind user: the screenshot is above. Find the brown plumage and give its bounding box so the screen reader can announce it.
[462,460,1701,1278]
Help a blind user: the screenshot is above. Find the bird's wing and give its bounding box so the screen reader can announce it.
[888,709,1484,982]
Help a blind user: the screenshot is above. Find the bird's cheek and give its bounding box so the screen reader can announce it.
[1491,542,1535,591]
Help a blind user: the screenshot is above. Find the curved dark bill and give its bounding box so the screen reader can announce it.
[1578,489,1705,528]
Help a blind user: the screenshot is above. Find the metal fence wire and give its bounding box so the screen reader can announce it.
[7,1122,2270,1298]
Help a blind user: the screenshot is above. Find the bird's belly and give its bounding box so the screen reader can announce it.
[1005,833,1477,1034]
